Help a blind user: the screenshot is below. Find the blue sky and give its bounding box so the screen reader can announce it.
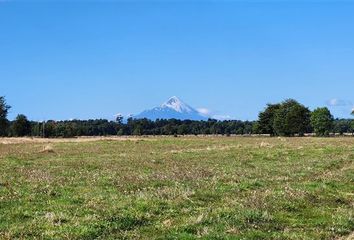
[1,1,354,121]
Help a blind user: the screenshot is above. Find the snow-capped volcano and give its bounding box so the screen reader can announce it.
[161,96,194,113]
[134,96,207,121]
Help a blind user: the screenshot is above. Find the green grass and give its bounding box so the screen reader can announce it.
[0,137,353,239]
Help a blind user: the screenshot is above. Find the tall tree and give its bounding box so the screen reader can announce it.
[310,107,334,136]
[257,103,281,135]
[273,99,311,136]
[351,111,354,135]
[333,119,350,135]
[0,96,11,136]
[115,114,124,125]
[12,114,31,137]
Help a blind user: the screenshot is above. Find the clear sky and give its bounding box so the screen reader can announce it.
[1,1,354,121]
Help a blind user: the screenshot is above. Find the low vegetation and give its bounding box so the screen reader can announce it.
[0,136,353,239]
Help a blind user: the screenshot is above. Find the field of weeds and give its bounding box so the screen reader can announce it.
[0,136,353,239]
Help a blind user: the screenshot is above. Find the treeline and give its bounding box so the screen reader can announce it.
[13,119,255,137]
[1,96,354,137]
[254,99,354,136]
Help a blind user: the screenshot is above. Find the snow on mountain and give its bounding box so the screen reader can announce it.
[161,96,194,113]
[134,96,208,121]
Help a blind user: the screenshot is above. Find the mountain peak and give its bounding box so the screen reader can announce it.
[164,96,180,104]
[134,96,207,121]
[161,96,193,113]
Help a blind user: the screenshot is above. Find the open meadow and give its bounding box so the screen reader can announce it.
[0,136,353,239]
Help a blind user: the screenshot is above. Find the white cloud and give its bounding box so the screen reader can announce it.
[197,108,212,116]
[197,107,235,120]
[327,98,352,107]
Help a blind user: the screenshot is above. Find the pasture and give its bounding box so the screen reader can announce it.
[0,136,353,239]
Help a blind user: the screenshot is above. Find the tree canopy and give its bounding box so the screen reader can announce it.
[257,103,280,136]
[310,107,334,136]
[0,96,11,136]
[258,99,311,136]
[12,114,32,137]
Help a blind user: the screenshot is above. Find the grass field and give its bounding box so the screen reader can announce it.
[0,136,353,239]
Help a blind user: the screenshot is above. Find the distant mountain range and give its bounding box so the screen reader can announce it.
[133,96,207,121]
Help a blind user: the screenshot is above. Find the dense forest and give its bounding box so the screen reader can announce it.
[18,118,255,138]
[1,97,354,137]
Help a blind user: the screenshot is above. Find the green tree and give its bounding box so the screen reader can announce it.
[251,122,260,134]
[273,99,311,136]
[0,96,11,136]
[44,121,56,137]
[12,114,31,137]
[132,125,142,135]
[117,128,124,136]
[310,107,334,136]
[351,111,354,135]
[257,103,281,135]
[333,119,350,135]
[177,124,189,135]
[350,120,354,136]
[115,114,123,125]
